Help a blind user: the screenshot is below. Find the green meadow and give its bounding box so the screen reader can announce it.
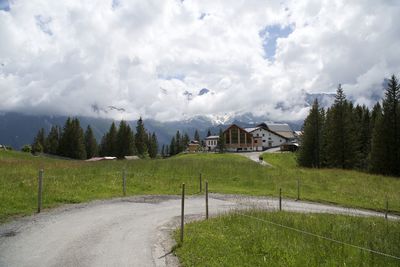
[0,150,399,222]
[174,211,400,267]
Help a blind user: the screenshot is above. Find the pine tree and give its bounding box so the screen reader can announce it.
[352,105,371,169]
[148,132,158,158]
[59,118,86,159]
[135,117,148,157]
[207,129,211,137]
[194,129,200,141]
[45,125,60,155]
[161,145,165,158]
[217,128,226,153]
[165,145,169,157]
[32,128,46,153]
[324,85,356,169]
[116,121,135,159]
[370,74,400,176]
[169,137,176,156]
[84,125,98,159]
[182,132,190,150]
[298,99,325,168]
[175,131,182,154]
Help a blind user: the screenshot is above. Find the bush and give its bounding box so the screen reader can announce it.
[21,145,32,153]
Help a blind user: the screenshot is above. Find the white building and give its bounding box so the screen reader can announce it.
[205,135,219,151]
[245,124,290,150]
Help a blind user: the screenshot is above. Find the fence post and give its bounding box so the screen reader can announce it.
[180,183,185,243]
[297,178,300,201]
[206,181,209,220]
[37,169,43,213]
[122,169,127,196]
[199,173,202,192]
[279,188,282,211]
[385,198,388,220]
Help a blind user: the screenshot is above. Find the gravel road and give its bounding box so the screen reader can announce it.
[0,194,397,267]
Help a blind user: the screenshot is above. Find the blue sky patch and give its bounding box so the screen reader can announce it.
[259,24,293,60]
[0,0,10,12]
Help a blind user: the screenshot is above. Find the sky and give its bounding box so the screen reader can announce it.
[1,0,400,122]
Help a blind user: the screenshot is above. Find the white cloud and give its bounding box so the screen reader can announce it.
[0,0,399,122]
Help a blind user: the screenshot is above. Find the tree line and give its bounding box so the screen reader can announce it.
[30,117,158,159]
[298,74,400,177]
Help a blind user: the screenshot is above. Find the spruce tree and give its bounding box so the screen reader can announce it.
[324,85,356,169]
[169,137,176,156]
[175,131,182,154]
[148,132,158,158]
[59,117,86,159]
[182,132,190,150]
[32,128,46,153]
[217,128,226,153]
[194,129,200,141]
[84,125,98,159]
[45,125,60,155]
[116,121,134,159]
[161,145,165,158]
[370,74,400,176]
[298,99,325,168]
[207,129,211,137]
[135,117,148,157]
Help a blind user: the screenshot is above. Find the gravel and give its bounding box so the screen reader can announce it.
[0,194,397,267]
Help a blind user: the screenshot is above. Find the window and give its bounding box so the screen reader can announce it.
[231,128,238,144]
[240,131,246,144]
[225,133,230,144]
[280,139,282,142]
[256,133,259,137]
[262,134,265,137]
[268,137,271,140]
[254,140,258,144]
[247,134,252,144]
[263,140,266,143]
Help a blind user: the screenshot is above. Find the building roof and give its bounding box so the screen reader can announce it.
[266,123,293,132]
[206,135,219,139]
[244,127,260,133]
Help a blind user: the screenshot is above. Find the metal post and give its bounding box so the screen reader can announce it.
[297,178,300,201]
[123,169,127,196]
[206,181,209,220]
[279,188,282,211]
[37,169,43,213]
[385,198,388,220]
[199,173,202,192]
[180,183,185,243]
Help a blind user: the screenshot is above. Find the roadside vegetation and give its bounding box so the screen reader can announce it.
[1,150,399,222]
[174,211,400,267]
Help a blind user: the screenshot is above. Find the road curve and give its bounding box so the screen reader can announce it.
[0,194,397,267]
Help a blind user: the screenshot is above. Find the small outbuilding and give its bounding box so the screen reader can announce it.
[280,142,299,152]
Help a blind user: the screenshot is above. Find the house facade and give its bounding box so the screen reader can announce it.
[205,135,219,151]
[245,126,288,149]
[223,124,262,152]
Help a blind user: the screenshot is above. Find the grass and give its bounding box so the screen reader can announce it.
[174,211,400,266]
[0,150,399,222]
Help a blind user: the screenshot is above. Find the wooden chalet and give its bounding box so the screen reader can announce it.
[223,124,262,152]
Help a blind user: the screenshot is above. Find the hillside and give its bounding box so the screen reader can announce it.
[1,150,399,222]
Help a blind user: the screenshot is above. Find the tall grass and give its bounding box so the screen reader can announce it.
[174,211,400,267]
[0,150,399,222]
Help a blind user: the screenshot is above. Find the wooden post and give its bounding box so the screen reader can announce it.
[279,188,282,211]
[199,173,202,192]
[206,181,209,220]
[180,183,185,243]
[123,169,127,196]
[297,178,300,201]
[37,169,43,213]
[385,198,388,220]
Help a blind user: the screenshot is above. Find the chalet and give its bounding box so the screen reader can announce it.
[188,140,201,153]
[259,123,295,141]
[244,125,288,150]
[205,136,219,151]
[223,124,262,152]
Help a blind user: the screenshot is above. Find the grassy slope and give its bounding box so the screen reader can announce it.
[174,211,400,267]
[1,150,399,222]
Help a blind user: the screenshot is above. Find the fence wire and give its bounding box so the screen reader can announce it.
[237,213,400,261]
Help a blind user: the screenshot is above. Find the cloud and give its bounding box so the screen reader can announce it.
[0,0,399,122]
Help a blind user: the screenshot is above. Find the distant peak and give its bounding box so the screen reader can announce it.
[198,88,210,96]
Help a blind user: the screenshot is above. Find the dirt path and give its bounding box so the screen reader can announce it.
[0,195,397,267]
